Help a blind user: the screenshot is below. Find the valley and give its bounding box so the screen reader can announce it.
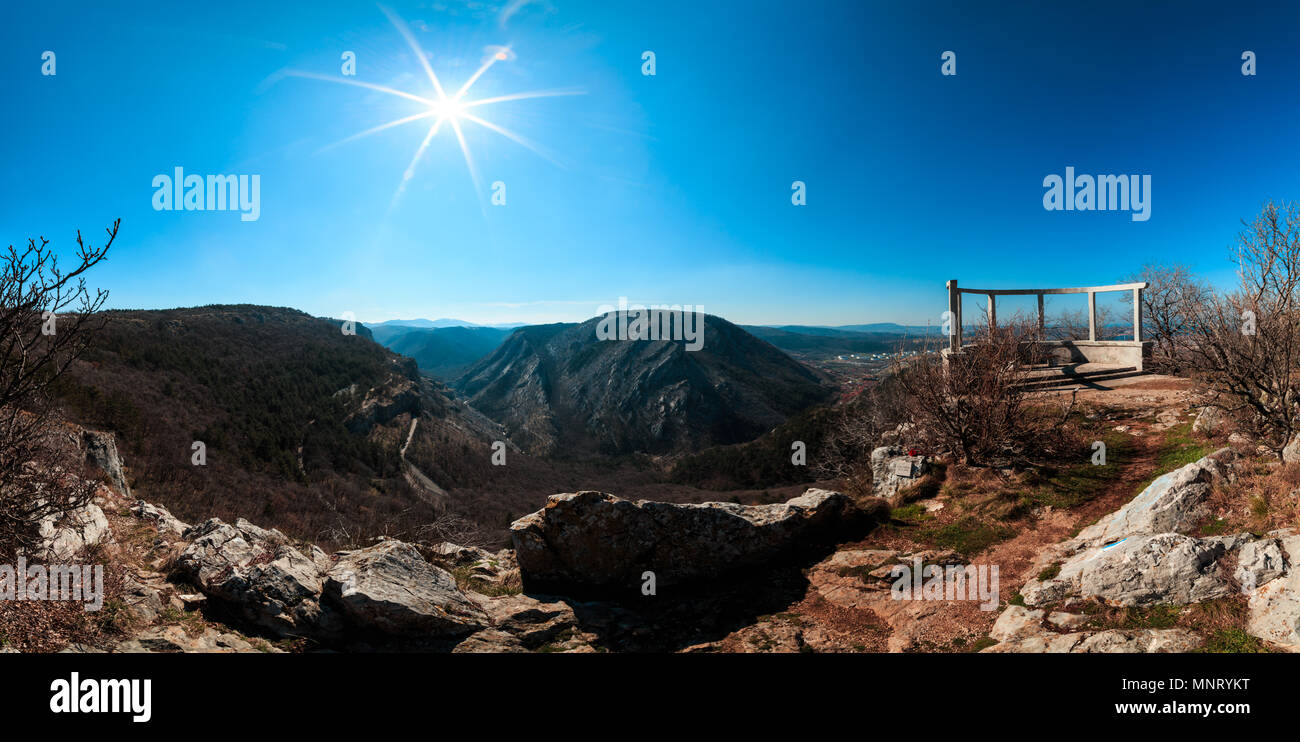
[48,305,856,550]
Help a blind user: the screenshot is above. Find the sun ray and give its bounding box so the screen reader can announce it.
[461,89,586,109]
[379,4,448,101]
[454,52,504,100]
[390,118,445,210]
[448,117,481,192]
[459,111,563,167]
[316,110,438,153]
[285,70,434,105]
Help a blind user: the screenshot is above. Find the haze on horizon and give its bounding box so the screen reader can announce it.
[4,1,1297,328]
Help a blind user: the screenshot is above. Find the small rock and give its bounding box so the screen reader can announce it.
[990,606,1044,642]
[1192,406,1227,435]
[1283,434,1300,463]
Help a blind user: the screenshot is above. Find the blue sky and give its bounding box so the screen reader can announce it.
[2,0,1298,326]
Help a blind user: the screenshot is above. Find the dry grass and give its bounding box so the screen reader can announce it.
[1203,458,1300,536]
[0,553,128,652]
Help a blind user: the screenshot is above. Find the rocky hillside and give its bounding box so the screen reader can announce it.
[454,314,835,456]
[983,448,1300,653]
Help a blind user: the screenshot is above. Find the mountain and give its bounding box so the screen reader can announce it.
[368,319,524,353]
[369,317,524,332]
[379,325,513,381]
[371,318,475,328]
[455,313,835,456]
[50,305,503,545]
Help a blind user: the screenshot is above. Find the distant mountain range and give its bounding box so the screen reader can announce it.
[756,323,945,336]
[740,326,930,356]
[378,325,515,381]
[368,317,524,331]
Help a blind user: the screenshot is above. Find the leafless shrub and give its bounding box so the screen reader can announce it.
[415,511,493,550]
[0,221,117,557]
[893,319,1077,467]
[1052,305,1122,341]
[813,374,910,497]
[1122,263,1209,373]
[1185,201,1300,452]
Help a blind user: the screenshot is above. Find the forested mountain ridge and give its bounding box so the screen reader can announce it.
[50,305,501,545]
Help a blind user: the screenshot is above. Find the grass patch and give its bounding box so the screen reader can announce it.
[1037,562,1062,581]
[1249,495,1269,521]
[1085,602,1182,630]
[918,516,1013,558]
[1199,517,1231,536]
[1155,423,1213,471]
[1020,431,1129,510]
[889,503,932,525]
[1198,628,1270,654]
[1126,422,1215,497]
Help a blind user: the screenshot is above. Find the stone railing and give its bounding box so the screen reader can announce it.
[944,279,1152,370]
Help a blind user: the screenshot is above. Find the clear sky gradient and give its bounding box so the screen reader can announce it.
[3,1,1298,326]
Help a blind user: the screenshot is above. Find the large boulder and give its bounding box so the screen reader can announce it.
[993,450,1300,651]
[131,500,190,538]
[1075,533,1235,606]
[1025,533,1239,608]
[1074,451,1230,547]
[80,430,130,496]
[175,518,338,639]
[511,488,882,594]
[116,625,270,653]
[37,501,110,561]
[1020,451,1246,608]
[1235,537,1287,591]
[1245,531,1300,650]
[323,540,487,638]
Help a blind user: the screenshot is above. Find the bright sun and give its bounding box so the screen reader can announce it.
[287,6,583,211]
[429,97,466,121]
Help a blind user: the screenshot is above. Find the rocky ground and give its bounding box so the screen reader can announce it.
[676,376,1300,654]
[13,373,1300,653]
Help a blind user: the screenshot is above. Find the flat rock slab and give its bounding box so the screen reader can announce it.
[982,628,1203,653]
[511,488,881,595]
[1075,452,1229,547]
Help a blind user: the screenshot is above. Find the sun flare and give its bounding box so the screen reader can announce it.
[287,6,583,211]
